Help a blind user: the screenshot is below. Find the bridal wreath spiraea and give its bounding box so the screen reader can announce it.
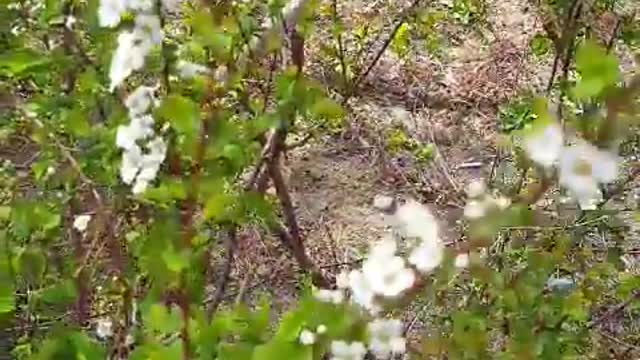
[315,198,445,360]
[523,121,619,210]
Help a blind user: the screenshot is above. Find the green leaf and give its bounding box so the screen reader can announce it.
[145,303,182,334]
[0,206,10,220]
[204,192,232,222]
[156,95,200,136]
[390,23,411,58]
[0,49,52,76]
[218,342,255,360]
[39,279,77,305]
[0,243,14,314]
[191,11,232,59]
[64,107,91,138]
[252,341,312,360]
[573,40,620,99]
[17,247,46,286]
[161,246,190,273]
[309,97,344,120]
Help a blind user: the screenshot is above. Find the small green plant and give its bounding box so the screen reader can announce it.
[499,95,537,132]
[385,128,415,153]
[529,32,553,57]
[450,0,487,26]
[414,143,436,163]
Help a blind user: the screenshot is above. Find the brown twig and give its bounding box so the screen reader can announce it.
[546,0,582,94]
[207,228,237,319]
[588,291,640,329]
[343,0,423,104]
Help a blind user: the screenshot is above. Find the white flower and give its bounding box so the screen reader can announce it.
[177,60,211,79]
[128,0,154,11]
[64,15,77,30]
[98,0,127,28]
[73,214,92,232]
[131,136,167,194]
[368,318,406,358]
[463,199,486,219]
[299,329,316,345]
[134,14,163,45]
[314,289,344,304]
[492,196,511,210]
[454,253,469,268]
[330,340,366,360]
[558,141,618,210]
[109,31,152,91]
[120,145,143,184]
[116,115,154,150]
[368,238,397,259]
[46,166,55,176]
[336,271,350,289]
[348,270,376,310]
[524,122,564,168]
[393,200,439,244]
[125,86,157,116]
[96,318,113,339]
[362,253,415,298]
[132,179,149,194]
[316,325,327,334]
[408,241,444,273]
[466,180,486,198]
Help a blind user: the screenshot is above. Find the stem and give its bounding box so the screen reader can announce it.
[207,227,237,319]
[343,0,423,104]
[331,0,349,92]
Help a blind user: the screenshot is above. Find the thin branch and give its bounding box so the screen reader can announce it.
[331,0,349,92]
[588,291,640,329]
[343,0,423,104]
[207,227,237,319]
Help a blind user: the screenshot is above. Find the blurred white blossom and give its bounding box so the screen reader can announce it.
[409,241,444,273]
[96,318,113,339]
[330,340,366,360]
[73,214,92,232]
[314,289,344,304]
[316,324,327,334]
[465,180,486,198]
[558,141,618,210]
[299,329,316,345]
[362,240,415,298]
[336,271,350,289]
[348,270,376,311]
[177,60,211,79]
[125,86,158,116]
[368,318,406,358]
[524,122,564,168]
[98,0,127,27]
[454,253,470,268]
[109,31,152,92]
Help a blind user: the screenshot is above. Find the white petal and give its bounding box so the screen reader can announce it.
[524,122,563,168]
[73,214,92,232]
[409,242,444,273]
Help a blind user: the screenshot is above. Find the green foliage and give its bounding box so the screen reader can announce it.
[498,94,537,132]
[573,40,620,100]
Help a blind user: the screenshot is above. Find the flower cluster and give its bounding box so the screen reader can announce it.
[117,86,167,194]
[315,197,447,359]
[523,122,619,210]
[98,1,179,91]
[463,180,511,219]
